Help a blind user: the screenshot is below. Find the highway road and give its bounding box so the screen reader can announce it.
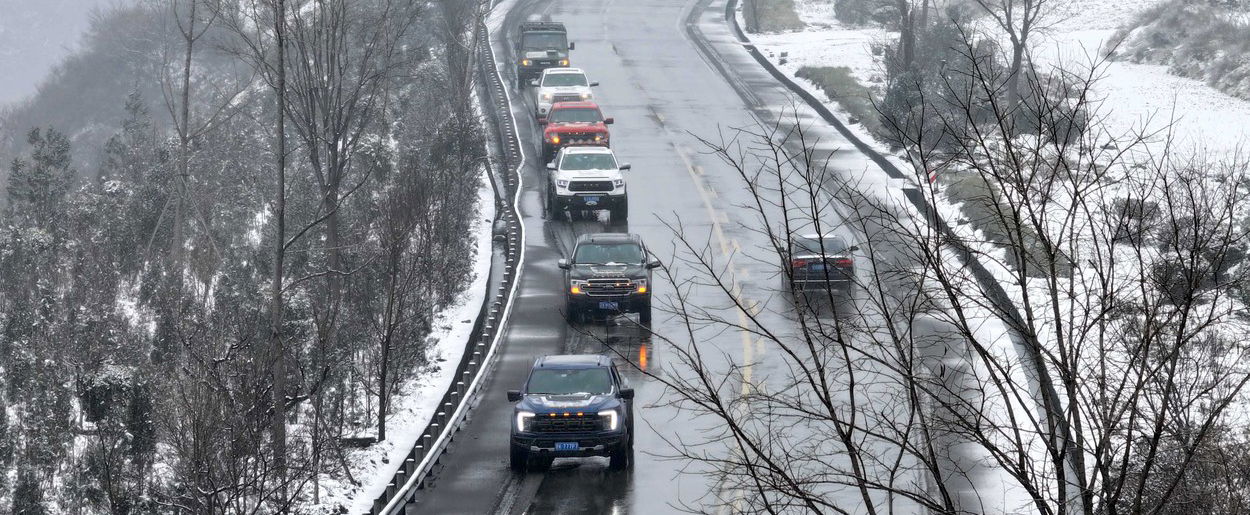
[405,0,999,512]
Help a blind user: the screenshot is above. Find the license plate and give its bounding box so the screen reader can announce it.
[583,196,600,205]
[809,263,826,271]
[555,442,579,451]
[598,301,619,310]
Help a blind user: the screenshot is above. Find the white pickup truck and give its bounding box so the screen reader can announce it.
[532,67,598,117]
[544,146,630,222]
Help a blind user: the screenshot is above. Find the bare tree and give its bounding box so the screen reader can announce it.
[610,39,1250,515]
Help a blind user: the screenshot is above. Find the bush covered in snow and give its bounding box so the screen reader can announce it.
[1113,0,1250,100]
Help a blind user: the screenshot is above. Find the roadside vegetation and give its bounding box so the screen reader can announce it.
[745,0,806,32]
[0,0,486,512]
[1113,0,1250,100]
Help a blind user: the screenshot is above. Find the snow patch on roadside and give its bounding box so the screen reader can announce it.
[305,173,496,514]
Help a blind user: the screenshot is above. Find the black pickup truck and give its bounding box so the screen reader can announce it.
[515,21,573,89]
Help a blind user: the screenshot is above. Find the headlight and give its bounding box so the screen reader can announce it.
[569,279,587,294]
[540,93,552,102]
[556,179,569,188]
[598,409,619,431]
[559,59,569,66]
[594,134,603,142]
[613,178,623,188]
[521,59,531,66]
[549,134,561,144]
[516,411,535,431]
[635,278,648,294]
[581,92,592,100]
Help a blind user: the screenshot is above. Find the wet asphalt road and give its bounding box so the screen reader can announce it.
[406,0,999,513]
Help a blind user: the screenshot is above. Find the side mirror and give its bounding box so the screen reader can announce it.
[546,162,556,170]
[619,163,631,171]
[529,79,540,87]
[507,390,522,402]
[589,81,600,87]
[848,245,860,253]
[558,259,570,269]
[569,42,575,50]
[537,117,548,125]
[618,388,634,400]
[603,117,614,125]
[646,260,661,269]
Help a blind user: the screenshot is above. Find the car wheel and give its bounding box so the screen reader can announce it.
[531,455,555,471]
[566,302,581,325]
[638,300,652,325]
[510,446,528,473]
[609,440,631,470]
[610,201,627,223]
[545,186,557,218]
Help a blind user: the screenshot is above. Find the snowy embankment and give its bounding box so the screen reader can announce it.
[742,0,1250,511]
[307,174,496,514]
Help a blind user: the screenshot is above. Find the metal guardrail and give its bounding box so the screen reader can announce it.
[367,8,526,514]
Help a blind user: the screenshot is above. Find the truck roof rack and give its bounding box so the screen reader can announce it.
[519,21,566,33]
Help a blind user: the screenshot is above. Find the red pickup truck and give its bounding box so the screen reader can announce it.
[539,101,613,162]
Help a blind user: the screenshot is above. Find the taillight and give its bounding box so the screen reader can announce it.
[791,259,808,268]
[833,257,854,267]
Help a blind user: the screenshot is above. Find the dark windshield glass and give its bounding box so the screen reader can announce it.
[528,368,613,395]
[573,242,643,264]
[795,236,847,254]
[549,107,602,123]
[543,73,587,87]
[560,153,616,171]
[522,33,567,50]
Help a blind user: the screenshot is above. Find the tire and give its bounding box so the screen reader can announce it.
[532,455,555,471]
[510,446,528,473]
[638,299,652,325]
[609,438,632,470]
[610,199,628,223]
[545,186,557,218]
[566,302,581,325]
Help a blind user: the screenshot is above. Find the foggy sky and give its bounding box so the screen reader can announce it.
[0,0,116,107]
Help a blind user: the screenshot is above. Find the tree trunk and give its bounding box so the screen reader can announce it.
[269,0,289,482]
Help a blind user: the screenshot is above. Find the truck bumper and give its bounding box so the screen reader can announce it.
[511,433,627,458]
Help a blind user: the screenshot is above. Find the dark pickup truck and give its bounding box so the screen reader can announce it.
[507,354,635,472]
[515,21,573,89]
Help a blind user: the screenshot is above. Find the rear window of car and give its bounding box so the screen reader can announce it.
[573,242,643,264]
[543,73,588,87]
[528,368,613,395]
[794,236,847,255]
[559,153,616,171]
[548,107,602,123]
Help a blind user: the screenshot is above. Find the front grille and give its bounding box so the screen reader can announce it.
[552,93,582,103]
[568,181,613,192]
[584,278,635,297]
[560,131,602,145]
[532,414,601,433]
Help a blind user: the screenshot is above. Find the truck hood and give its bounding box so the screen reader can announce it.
[556,168,621,180]
[517,392,621,413]
[524,50,566,59]
[569,263,646,280]
[538,85,592,97]
[545,121,608,134]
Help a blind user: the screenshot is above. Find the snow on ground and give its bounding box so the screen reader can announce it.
[744,0,1250,511]
[305,172,496,514]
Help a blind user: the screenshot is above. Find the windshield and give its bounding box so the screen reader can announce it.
[543,73,588,87]
[573,242,643,264]
[549,107,602,124]
[528,368,613,395]
[795,236,847,255]
[522,32,567,51]
[560,153,616,171]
